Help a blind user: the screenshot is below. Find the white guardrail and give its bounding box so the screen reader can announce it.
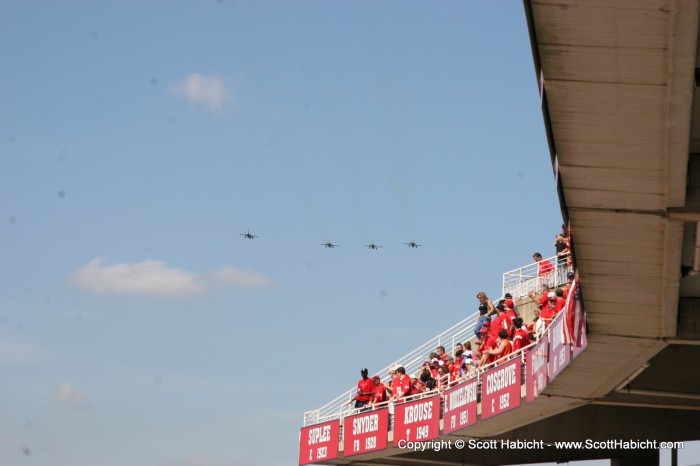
[302,254,572,427]
[503,254,572,300]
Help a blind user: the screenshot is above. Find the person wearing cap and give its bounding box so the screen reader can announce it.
[474,327,497,367]
[562,272,575,298]
[352,368,374,409]
[540,293,559,327]
[504,297,519,318]
[529,285,554,310]
[369,375,387,409]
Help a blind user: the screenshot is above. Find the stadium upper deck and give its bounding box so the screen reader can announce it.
[299,1,700,464]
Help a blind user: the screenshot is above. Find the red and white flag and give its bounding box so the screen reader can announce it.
[562,278,585,346]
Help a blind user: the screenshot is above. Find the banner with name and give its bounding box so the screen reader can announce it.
[548,312,571,382]
[443,377,478,434]
[343,409,388,457]
[526,335,549,402]
[480,359,521,420]
[299,420,339,465]
[393,396,440,446]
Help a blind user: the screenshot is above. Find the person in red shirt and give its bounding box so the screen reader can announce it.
[554,289,567,314]
[540,294,559,327]
[410,377,427,397]
[504,298,518,320]
[483,329,513,364]
[390,367,411,402]
[534,252,554,290]
[497,303,514,338]
[352,368,375,409]
[489,304,505,338]
[436,346,452,364]
[489,304,512,339]
[382,366,398,398]
[477,328,499,367]
[369,375,387,408]
[511,317,530,352]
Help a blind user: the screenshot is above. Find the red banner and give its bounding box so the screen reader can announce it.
[343,409,388,457]
[526,335,549,402]
[299,420,339,465]
[393,396,440,446]
[480,359,521,420]
[443,378,478,434]
[548,312,571,382]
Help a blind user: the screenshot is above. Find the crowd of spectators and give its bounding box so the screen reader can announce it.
[351,229,574,409]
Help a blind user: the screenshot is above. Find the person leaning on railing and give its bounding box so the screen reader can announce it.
[474,291,496,337]
[480,329,513,366]
[368,375,387,409]
[390,367,411,403]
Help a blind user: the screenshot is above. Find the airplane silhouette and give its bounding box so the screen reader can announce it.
[322,241,338,248]
[404,242,421,248]
[364,243,382,250]
[240,230,259,239]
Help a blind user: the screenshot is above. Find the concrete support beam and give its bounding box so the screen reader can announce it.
[677,298,700,340]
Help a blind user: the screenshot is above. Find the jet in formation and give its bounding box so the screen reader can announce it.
[404,242,421,248]
[322,241,339,248]
[364,243,382,250]
[240,230,259,239]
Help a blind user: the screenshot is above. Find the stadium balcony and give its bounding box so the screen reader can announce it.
[299,256,580,465]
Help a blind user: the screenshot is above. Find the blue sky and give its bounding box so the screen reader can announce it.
[4,2,695,466]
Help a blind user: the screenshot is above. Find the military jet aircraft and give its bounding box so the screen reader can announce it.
[240,230,259,239]
[322,241,338,248]
[364,243,382,250]
[404,241,421,248]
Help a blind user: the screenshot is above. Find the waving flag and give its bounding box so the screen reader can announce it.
[562,278,585,346]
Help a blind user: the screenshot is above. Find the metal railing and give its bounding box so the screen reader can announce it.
[303,256,573,428]
[502,253,572,299]
[303,311,483,426]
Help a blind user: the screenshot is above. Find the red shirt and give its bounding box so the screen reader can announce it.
[554,298,566,314]
[490,315,503,337]
[540,306,554,326]
[538,260,554,275]
[356,378,374,402]
[410,379,426,396]
[482,335,498,363]
[512,328,530,352]
[391,375,411,400]
[495,338,512,363]
[372,383,387,405]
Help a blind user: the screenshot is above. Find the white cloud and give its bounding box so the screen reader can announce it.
[207,266,274,288]
[171,73,231,111]
[70,258,203,297]
[70,258,273,297]
[54,382,89,411]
